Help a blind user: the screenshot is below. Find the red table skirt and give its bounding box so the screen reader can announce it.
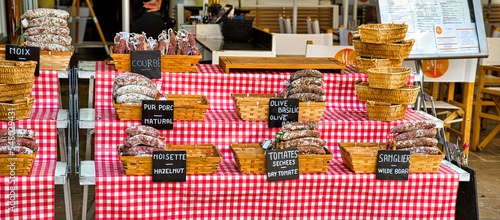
[95,159,458,219]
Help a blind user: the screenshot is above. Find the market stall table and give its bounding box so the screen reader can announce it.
[0,70,62,219]
[92,62,461,219]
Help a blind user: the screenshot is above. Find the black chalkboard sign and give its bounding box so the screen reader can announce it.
[266,148,299,182]
[376,150,410,181]
[152,151,187,182]
[130,50,161,79]
[268,98,299,128]
[5,44,40,76]
[142,100,174,130]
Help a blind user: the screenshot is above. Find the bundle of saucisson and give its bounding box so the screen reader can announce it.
[21,8,73,52]
[0,129,38,154]
[118,125,166,156]
[273,121,327,155]
[113,29,199,55]
[287,69,325,102]
[387,121,440,155]
[112,73,159,105]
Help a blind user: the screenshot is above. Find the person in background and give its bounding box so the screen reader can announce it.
[131,0,175,37]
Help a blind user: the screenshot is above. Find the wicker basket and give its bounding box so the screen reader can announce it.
[119,144,222,175]
[231,93,327,121]
[0,45,72,71]
[367,67,412,89]
[113,94,210,121]
[353,39,415,59]
[366,101,407,122]
[354,56,403,73]
[355,82,420,105]
[0,60,37,84]
[110,46,201,73]
[0,97,35,121]
[230,143,332,174]
[0,153,36,176]
[358,23,408,44]
[0,80,35,102]
[338,142,444,173]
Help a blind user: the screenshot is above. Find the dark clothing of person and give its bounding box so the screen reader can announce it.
[131,0,175,38]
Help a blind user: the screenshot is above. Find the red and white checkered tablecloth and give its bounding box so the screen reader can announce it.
[95,62,413,112]
[94,62,458,219]
[0,69,60,220]
[31,70,59,109]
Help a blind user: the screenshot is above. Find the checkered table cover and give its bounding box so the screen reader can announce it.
[94,62,459,219]
[0,69,60,219]
[96,62,414,111]
[31,70,59,109]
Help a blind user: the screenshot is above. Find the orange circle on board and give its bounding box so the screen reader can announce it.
[422,59,449,78]
[436,26,443,34]
[334,48,356,65]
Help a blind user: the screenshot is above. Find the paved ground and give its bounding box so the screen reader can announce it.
[52,49,500,219]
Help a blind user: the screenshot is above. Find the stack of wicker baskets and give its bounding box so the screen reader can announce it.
[0,60,37,121]
[353,24,412,73]
[353,23,419,121]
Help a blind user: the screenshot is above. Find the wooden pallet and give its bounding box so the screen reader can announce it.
[219,57,346,74]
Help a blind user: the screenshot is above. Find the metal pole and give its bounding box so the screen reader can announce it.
[122,0,130,32]
[292,0,297,34]
[343,0,348,28]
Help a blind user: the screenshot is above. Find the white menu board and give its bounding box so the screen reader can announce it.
[378,0,488,59]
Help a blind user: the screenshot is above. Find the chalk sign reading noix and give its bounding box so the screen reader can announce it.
[268,98,299,128]
[142,100,174,130]
[376,150,410,181]
[266,148,299,182]
[5,44,40,76]
[130,50,161,79]
[152,151,187,182]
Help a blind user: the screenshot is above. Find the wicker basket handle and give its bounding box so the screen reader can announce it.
[354,79,363,85]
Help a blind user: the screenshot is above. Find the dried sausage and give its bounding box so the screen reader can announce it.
[125,125,161,138]
[114,73,156,90]
[394,137,438,149]
[0,129,35,140]
[290,69,323,81]
[116,93,154,104]
[22,9,70,19]
[121,145,166,156]
[0,145,34,154]
[398,146,441,155]
[288,85,325,96]
[29,17,68,27]
[27,34,72,46]
[283,130,321,141]
[124,134,166,148]
[283,137,326,149]
[281,121,319,132]
[24,41,72,52]
[113,85,158,99]
[393,128,437,141]
[290,77,325,88]
[0,138,38,151]
[390,121,436,133]
[24,26,70,36]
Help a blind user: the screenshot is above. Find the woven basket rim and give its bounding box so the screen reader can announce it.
[352,39,415,45]
[359,23,408,31]
[0,153,37,158]
[367,67,412,74]
[355,82,419,91]
[119,144,222,161]
[230,143,333,157]
[338,142,444,158]
[231,93,327,106]
[110,46,202,59]
[113,94,210,108]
